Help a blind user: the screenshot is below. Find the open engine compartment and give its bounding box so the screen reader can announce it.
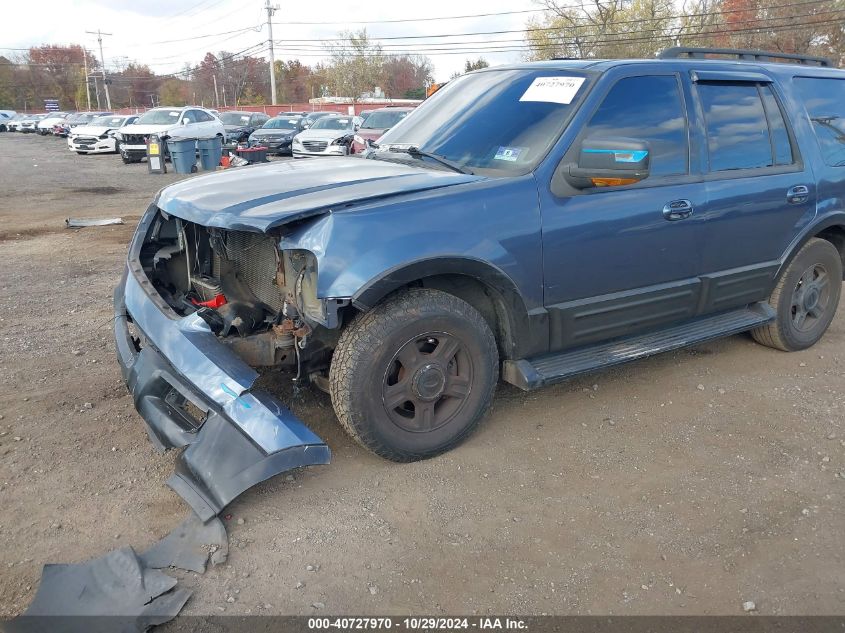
[136,210,318,369]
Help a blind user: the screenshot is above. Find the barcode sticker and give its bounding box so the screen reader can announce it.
[519,76,585,105]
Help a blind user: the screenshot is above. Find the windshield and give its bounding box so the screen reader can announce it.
[311,117,354,131]
[92,116,126,127]
[136,109,183,125]
[361,110,409,130]
[220,112,251,125]
[262,117,300,130]
[376,69,589,173]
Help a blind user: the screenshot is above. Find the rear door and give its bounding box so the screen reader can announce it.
[691,72,817,314]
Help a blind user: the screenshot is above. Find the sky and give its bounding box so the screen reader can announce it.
[1,0,545,84]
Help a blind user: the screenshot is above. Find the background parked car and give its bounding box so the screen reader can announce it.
[55,111,111,137]
[5,114,28,132]
[68,115,139,154]
[36,112,70,135]
[220,111,270,147]
[114,106,224,164]
[19,114,48,133]
[0,110,16,132]
[247,115,304,155]
[292,114,361,157]
[300,111,337,130]
[350,107,413,154]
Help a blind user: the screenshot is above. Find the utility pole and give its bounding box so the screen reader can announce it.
[83,49,91,111]
[213,74,220,109]
[86,29,112,110]
[265,0,279,105]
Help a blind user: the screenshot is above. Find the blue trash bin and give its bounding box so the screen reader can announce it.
[167,138,197,174]
[197,136,223,171]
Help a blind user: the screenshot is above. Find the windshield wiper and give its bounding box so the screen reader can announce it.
[388,146,474,175]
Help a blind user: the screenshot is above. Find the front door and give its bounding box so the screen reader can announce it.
[540,72,705,351]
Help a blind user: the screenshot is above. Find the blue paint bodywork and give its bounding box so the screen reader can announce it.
[115,56,845,515]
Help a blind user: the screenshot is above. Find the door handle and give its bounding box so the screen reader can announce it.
[662,199,694,221]
[787,185,809,204]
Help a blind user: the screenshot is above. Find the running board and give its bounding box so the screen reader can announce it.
[503,303,775,391]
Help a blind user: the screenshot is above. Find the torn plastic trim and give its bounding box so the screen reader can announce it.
[114,269,330,520]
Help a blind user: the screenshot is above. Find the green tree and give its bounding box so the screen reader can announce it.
[464,58,489,72]
[159,79,188,106]
[323,29,385,101]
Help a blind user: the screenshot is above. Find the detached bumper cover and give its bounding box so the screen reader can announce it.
[114,264,330,521]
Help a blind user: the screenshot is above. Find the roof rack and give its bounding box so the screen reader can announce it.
[658,47,833,68]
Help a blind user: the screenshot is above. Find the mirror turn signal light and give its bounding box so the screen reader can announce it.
[591,177,639,187]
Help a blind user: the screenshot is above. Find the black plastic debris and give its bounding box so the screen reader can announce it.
[6,547,190,633]
[141,512,228,574]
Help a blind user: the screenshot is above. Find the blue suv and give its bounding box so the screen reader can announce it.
[115,48,845,520]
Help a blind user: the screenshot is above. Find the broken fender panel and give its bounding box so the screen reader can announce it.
[7,547,190,633]
[115,269,330,520]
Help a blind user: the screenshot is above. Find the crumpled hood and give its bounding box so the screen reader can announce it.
[157,156,483,232]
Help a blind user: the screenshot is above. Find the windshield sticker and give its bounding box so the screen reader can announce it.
[519,76,585,105]
[169,111,180,116]
[494,146,525,162]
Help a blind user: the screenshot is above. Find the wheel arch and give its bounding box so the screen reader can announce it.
[350,258,533,360]
[779,216,845,283]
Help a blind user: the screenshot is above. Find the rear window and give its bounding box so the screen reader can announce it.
[794,77,845,167]
[698,83,794,172]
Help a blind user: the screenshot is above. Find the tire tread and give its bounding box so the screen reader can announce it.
[329,288,498,462]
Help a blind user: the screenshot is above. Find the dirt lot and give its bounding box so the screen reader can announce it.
[0,132,843,619]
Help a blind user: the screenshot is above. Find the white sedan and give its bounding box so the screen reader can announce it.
[68,115,140,154]
[292,115,362,158]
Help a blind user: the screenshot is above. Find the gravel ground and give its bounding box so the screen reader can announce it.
[0,132,843,619]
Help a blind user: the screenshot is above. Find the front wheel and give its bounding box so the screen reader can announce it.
[329,288,499,462]
[752,238,842,351]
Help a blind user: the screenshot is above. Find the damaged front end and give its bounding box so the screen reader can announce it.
[114,204,331,521]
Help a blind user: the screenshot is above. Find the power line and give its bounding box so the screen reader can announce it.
[279,8,845,53]
[272,0,837,41]
[282,7,545,25]
[272,17,845,57]
[105,25,262,49]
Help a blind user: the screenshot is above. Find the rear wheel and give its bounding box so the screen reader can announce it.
[752,238,842,351]
[329,288,499,462]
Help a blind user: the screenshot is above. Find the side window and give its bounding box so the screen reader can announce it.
[794,77,845,167]
[698,83,794,171]
[761,87,793,166]
[581,75,689,176]
[182,110,198,123]
[195,110,213,122]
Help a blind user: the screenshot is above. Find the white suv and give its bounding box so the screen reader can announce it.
[114,106,224,164]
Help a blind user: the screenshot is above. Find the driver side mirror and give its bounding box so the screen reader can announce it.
[564,137,650,189]
[181,118,190,126]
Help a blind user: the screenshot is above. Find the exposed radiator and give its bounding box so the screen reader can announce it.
[213,231,284,311]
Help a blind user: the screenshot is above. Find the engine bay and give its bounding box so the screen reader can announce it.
[137,210,319,369]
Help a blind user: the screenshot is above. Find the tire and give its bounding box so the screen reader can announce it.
[752,238,842,351]
[114,141,121,155]
[329,288,499,462]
